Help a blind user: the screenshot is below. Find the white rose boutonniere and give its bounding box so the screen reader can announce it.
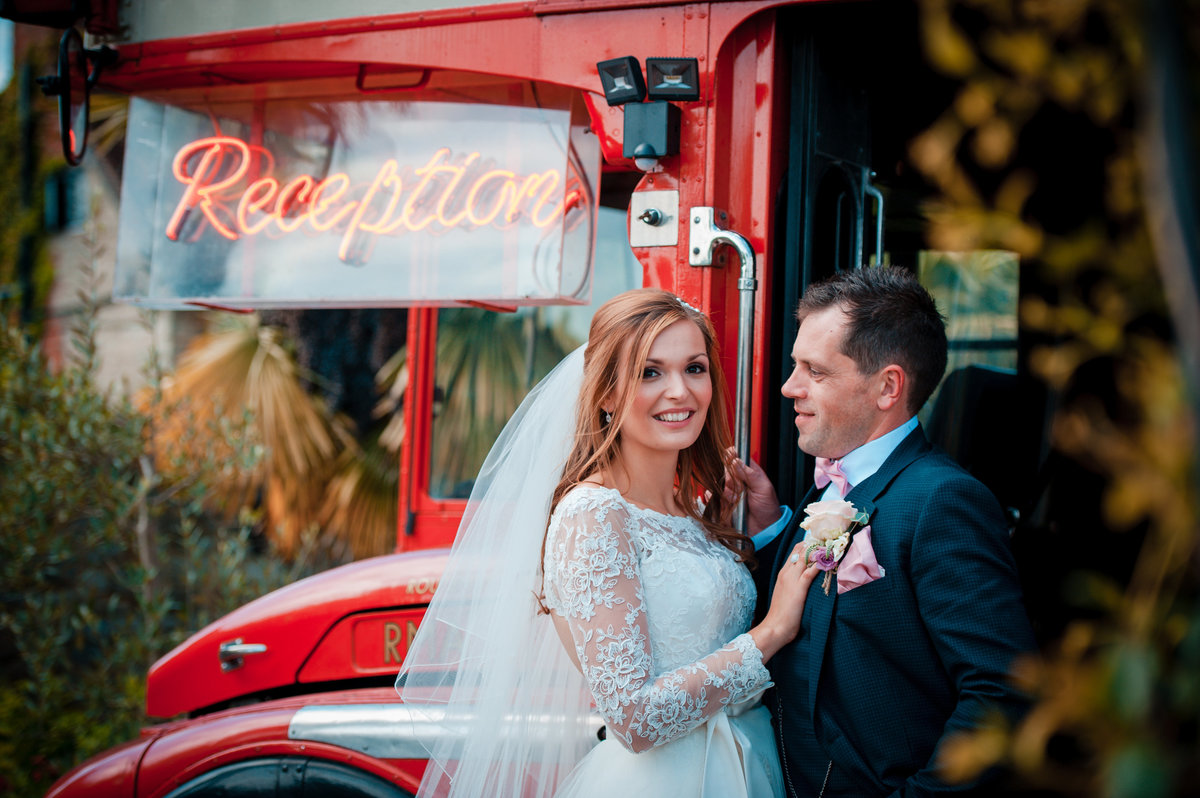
[801,499,871,594]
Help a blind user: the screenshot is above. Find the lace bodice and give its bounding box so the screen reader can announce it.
[543,484,770,754]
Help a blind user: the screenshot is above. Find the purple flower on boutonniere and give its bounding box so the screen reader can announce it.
[809,546,839,570]
[801,498,870,594]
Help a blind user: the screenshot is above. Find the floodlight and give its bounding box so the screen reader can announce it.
[596,56,646,106]
[645,58,700,101]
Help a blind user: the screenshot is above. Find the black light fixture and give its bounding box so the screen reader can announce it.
[644,58,700,102]
[623,101,680,171]
[596,56,646,106]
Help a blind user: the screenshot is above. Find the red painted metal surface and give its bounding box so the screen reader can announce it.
[146,549,447,718]
[97,3,790,129]
[44,736,152,798]
[136,691,424,798]
[399,307,458,552]
[625,7,785,464]
[705,10,787,463]
[297,607,429,683]
[49,689,425,798]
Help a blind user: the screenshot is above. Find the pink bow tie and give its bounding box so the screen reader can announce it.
[814,457,850,497]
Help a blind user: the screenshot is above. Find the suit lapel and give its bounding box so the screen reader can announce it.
[805,426,932,722]
[804,565,835,725]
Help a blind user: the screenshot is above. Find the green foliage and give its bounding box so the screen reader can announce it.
[0,321,341,796]
[0,38,56,330]
[0,325,143,795]
[0,71,28,319]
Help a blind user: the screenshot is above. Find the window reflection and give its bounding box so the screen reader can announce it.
[429,305,578,498]
[918,250,1021,512]
[429,206,641,498]
[919,249,1019,420]
[918,250,1019,379]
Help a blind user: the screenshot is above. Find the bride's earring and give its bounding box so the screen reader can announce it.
[603,410,612,424]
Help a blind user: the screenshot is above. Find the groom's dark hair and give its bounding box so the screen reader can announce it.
[796,267,947,415]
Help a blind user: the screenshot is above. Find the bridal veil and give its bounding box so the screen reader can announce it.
[396,345,596,798]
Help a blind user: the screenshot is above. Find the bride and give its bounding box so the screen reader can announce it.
[397,288,817,797]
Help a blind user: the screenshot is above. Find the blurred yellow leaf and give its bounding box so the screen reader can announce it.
[1048,59,1088,105]
[1020,295,1054,330]
[1104,471,1155,528]
[973,116,1016,167]
[910,116,966,177]
[1039,226,1108,277]
[954,82,997,126]
[994,169,1037,214]
[938,721,1009,783]
[993,213,1044,256]
[1032,343,1089,388]
[1087,79,1126,124]
[920,5,979,76]
[1019,0,1089,34]
[983,28,1051,78]
[1084,317,1123,352]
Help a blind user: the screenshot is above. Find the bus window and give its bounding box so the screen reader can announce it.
[919,250,1020,415]
[920,250,1023,522]
[429,205,641,498]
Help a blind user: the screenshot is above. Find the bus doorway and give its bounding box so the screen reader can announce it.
[767,1,1041,533]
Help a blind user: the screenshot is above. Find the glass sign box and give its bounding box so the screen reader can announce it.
[114,82,599,309]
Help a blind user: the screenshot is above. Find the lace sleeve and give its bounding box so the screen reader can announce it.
[544,493,770,754]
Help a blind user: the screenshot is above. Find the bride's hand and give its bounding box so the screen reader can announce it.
[749,545,819,663]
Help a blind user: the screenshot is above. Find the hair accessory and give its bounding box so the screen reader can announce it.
[676,296,702,315]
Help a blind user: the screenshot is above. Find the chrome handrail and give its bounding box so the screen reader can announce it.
[689,207,757,531]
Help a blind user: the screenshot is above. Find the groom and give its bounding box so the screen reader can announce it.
[745,267,1036,796]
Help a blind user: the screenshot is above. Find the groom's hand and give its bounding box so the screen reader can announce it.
[724,448,782,535]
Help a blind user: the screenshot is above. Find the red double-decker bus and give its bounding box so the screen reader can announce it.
[10,0,1195,794]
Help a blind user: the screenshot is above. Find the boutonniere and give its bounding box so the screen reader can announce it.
[801,499,871,595]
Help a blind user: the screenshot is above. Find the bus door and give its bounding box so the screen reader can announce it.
[768,4,876,508]
[769,3,1034,522]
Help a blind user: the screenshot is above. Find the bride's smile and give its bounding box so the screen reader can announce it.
[618,319,712,458]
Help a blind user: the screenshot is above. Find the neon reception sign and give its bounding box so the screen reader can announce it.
[166,136,583,264]
[113,94,599,309]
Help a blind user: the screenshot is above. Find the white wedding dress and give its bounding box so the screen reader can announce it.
[542,483,784,798]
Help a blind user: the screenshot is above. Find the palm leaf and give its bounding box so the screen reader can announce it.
[319,430,399,558]
[148,314,347,556]
[428,309,576,497]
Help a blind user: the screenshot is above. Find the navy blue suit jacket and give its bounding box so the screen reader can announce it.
[758,426,1035,796]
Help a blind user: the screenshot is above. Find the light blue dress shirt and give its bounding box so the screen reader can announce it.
[751,415,919,551]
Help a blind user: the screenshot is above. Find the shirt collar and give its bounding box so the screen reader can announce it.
[838,415,919,490]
